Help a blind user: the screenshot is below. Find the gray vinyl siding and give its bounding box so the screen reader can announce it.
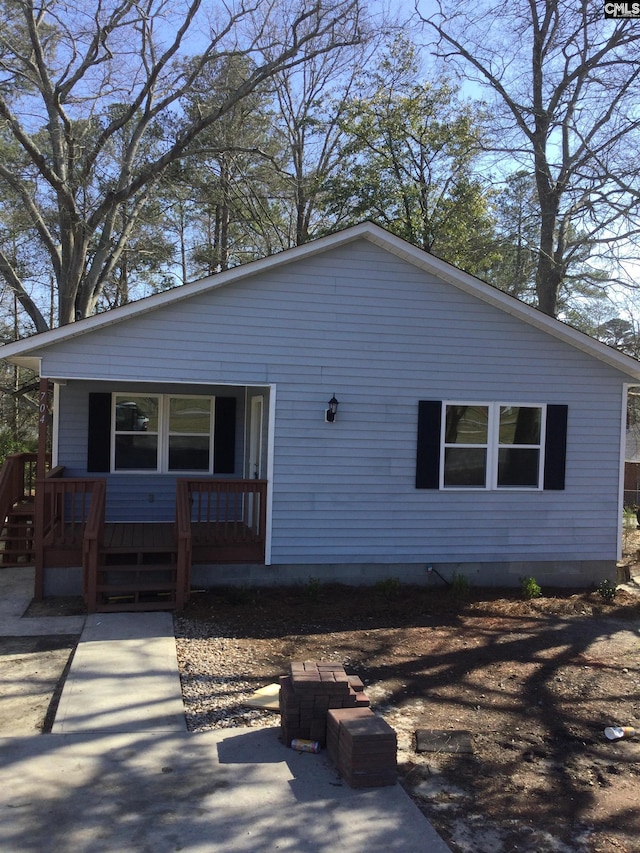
[43,240,629,566]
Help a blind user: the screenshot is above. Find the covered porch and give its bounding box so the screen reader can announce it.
[0,377,272,610]
[0,451,267,612]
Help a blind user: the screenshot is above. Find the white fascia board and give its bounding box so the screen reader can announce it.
[7,355,41,371]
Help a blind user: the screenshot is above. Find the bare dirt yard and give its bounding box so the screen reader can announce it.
[0,593,83,735]
[0,634,77,735]
[2,536,639,852]
[175,550,640,853]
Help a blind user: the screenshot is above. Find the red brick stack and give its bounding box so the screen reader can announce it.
[279,661,369,747]
[279,660,397,788]
[327,708,397,788]
[327,707,373,764]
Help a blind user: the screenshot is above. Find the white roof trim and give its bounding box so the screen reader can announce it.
[2,222,640,380]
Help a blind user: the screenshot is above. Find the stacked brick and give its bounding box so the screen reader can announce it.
[327,708,397,788]
[279,660,397,788]
[279,661,369,747]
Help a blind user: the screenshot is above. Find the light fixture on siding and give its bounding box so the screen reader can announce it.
[325,395,339,423]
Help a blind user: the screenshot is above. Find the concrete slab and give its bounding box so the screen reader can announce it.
[0,566,32,617]
[0,566,86,636]
[52,613,187,733]
[618,573,640,596]
[0,567,452,851]
[0,614,87,636]
[0,727,451,853]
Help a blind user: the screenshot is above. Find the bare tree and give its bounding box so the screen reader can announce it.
[270,36,376,246]
[176,53,286,275]
[0,0,365,331]
[419,0,640,316]
[323,35,496,276]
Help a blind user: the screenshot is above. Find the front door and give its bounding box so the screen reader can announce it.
[248,395,264,479]
[247,395,264,531]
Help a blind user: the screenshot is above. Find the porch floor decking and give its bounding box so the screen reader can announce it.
[103,522,176,553]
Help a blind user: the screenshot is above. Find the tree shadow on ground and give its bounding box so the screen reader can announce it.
[177,583,640,850]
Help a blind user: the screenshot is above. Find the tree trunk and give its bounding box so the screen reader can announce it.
[534,176,562,316]
[220,158,230,271]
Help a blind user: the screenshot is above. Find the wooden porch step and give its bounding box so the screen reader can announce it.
[0,552,34,558]
[96,583,176,598]
[1,517,34,529]
[5,514,34,522]
[94,555,178,612]
[100,559,176,570]
[97,565,177,585]
[9,498,35,515]
[96,600,176,612]
[1,529,34,542]
[97,571,176,581]
[96,585,176,609]
[1,534,35,542]
[3,513,35,530]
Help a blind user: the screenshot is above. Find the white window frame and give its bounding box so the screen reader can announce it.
[111,393,215,474]
[441,402,546,490]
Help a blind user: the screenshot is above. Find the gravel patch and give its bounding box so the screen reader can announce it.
[174,617,277,731]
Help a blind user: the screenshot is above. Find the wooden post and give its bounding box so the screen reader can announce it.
[37,377,49,481]
[34,377,50,600]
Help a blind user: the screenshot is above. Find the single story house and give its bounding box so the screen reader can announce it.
[2,222,639,610]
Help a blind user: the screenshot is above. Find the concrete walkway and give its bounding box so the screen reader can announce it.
[0,569,452,853]
[52,613,187,734]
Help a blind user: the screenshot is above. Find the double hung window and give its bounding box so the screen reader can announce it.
[443,403,543,489]
[113,393,213,473]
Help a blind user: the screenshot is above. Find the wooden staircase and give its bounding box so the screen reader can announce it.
[0,454,39,568]
[0,498,35,566]
[93,523,180,613]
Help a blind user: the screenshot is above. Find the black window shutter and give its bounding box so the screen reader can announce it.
[416,400,442,489]
[87,393,112,472]
[214,397,236,474]
[544,404,568,490]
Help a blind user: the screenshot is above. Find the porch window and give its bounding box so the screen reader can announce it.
[114,395,159,471]
[168,397,212,471]
[113,393,213,473]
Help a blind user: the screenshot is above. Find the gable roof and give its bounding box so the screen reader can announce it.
[3,222,640,380]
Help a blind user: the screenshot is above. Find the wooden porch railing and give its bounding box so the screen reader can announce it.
[176,480,192,607]
[177,478,268,566]
[27,474,266,605]
[82,479,106,608]
[39,476,104,551]
[34,474,105,598]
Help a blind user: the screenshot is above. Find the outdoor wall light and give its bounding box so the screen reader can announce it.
[325,395,339,423]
